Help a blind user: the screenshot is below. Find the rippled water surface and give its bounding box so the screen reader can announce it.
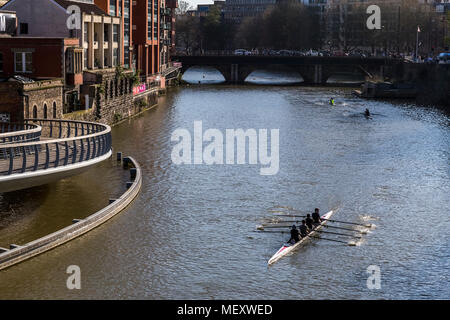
[0,84,449,299]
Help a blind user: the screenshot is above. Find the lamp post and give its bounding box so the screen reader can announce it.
[415,25,420,62]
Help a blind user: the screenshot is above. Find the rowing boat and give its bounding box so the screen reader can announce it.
[267,210,335,265]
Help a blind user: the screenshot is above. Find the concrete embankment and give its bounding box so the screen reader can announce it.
[0,156,142,271]
[393,63,450,110]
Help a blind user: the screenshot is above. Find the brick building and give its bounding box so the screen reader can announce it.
[132,0,177,80]
[0,0,179,125]
[0,78,64,123]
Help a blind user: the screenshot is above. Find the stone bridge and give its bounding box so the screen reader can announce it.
[173,55,401,84]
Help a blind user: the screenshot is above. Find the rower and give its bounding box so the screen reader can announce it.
[312,208,321,224]
[329,98,335,106]
[364,108,371,117]
[305,214,314,230]
[299,220,309,238]
[287,225,300,244]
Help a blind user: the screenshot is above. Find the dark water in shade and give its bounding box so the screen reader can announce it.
[0,85,449,299]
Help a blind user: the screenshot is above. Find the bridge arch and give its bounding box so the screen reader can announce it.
[181,65,226,84]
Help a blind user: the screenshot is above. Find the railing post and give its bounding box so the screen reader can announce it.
[20,146,26,173]
[64,141,69,166]
[45,143,50,169]
[72,140,77,164]
[86,137,91,160]
[92,137,96,159]
[8,147,14,175]
[55,143,60,167]
[33,144,39,171]
[79,138,85,162]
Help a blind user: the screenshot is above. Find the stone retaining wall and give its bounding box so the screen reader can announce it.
[0,156,142,271]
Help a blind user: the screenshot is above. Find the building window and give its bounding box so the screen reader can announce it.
[84,22,89,43]
[104,25,109,41]
[14,52,32,73]
[113,25,119,42]
[19,23,28,35]
[0,52,3,72]
[32,105,37,119]
[43,104,47,119]
[109,3,116,16]
[84,48,88,69]
[113,48,118,66]
[53,102,57,118]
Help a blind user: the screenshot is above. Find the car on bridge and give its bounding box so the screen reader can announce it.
[234,49,250,56]
[437,52,450,64]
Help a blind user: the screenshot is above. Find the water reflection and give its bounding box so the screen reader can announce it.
[245,70,303,85]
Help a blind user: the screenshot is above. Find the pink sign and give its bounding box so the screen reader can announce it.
[133,83,147,95]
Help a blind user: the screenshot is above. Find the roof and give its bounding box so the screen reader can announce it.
[53,0,107,16]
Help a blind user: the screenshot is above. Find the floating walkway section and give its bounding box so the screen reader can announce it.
[0,119,112,193]
[0,156,142,271]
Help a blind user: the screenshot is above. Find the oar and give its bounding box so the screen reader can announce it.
[323,224,365,233]
[256,225,367,236]
[273,214,306,218]
[273,214,371,228]
[310,236,357,246]
[322,218,372,228]
[253,230,289,234]
[254,231,357,246]
[312,229,362,239]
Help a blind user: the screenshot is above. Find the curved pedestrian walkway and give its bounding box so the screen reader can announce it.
[0,119,112,193]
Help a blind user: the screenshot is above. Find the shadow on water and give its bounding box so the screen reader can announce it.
[0,185,50,230]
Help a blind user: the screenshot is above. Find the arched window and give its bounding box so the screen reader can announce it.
[53,102,57,118]
[43,104,47,119]
[32,105,37,119]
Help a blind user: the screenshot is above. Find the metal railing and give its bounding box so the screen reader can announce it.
[0,123,42,145]
[0,119,112,176]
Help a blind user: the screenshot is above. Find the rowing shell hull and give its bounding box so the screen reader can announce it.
[267,210,335,265]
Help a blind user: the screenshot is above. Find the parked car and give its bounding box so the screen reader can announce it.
[437,52,450,64]
[277,50,293,56]
[306,50,319,56]
[234,49,250,56]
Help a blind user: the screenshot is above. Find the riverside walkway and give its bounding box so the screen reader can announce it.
[0,119,112,193]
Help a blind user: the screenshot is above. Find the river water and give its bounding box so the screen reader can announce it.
[0,80,449,299]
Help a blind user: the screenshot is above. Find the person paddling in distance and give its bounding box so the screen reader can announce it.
[312,208,321,224]
[287,225,300,244]
[299,220,309,238]
[305,214,314,230]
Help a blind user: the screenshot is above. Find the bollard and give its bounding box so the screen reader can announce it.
[117,152,122,161]
[109,199,117,204]
[126,182,133,189]
[130,168,137,180]
[123,157,131,168]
